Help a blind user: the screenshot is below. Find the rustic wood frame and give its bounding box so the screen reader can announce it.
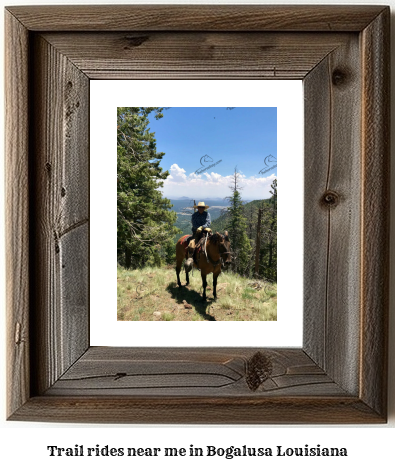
[5,5,389,424]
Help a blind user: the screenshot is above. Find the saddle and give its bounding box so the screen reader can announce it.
[193,230,214,264]
[180,231,210,265]
[180,234,194,259]
[193,239,205,265]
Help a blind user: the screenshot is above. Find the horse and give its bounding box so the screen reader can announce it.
[175,231,232,301]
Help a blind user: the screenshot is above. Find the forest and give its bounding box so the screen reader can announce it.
[117,107,277,283]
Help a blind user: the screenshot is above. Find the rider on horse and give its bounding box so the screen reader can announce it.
[188,201,212,255]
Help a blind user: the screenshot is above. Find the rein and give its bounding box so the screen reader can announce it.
[204,234,232,267]
[207,253,221,267]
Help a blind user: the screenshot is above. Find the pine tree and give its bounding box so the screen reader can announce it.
[260,178,277,281]
[226,168,252,276]
[117,107,181,268]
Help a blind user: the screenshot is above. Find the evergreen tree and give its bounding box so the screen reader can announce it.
[226,168,252,276]
[260,178,277,281]
[210,183,277,281]
[117,107,181,268]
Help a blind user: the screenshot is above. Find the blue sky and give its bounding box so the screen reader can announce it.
[147,107,277,200]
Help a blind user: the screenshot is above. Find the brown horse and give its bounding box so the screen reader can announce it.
[176,231,231,301]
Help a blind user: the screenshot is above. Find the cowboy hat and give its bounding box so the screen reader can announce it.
[193,201,210,209]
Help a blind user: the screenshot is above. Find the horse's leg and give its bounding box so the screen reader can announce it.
[185,270,189,286]
[201,272,207,301]
[176,265,182,288]
[176,251,183,288]
[213,272,219,299]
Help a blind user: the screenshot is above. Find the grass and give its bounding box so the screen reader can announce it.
[117,265,277,322]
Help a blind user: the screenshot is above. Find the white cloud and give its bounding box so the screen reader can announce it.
[204,171,224,183]
[167,163,187,182]
[163,164,276,200]
[186,172,203,184]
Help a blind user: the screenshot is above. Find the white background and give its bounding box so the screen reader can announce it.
[1,1,394,469]
[90,79,303,347]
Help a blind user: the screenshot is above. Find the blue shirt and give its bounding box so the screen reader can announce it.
[191,211,211,232]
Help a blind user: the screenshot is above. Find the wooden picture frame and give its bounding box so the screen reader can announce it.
[5,5,389,423]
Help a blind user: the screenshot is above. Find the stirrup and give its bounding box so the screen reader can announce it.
[184,257,193,273]
[187,240,195,259]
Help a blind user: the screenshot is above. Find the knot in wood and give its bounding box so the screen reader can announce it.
[15,322,22,345]
[332,68,348,87]
[114,372,127,381]
[321,190,340,207]
[246,351,273,391]
[124,35,149,48]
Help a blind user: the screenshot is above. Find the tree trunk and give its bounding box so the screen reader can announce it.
[125,247,132,269]
[268,198,276,272]
[268,239,273,270]
[254,208,262,276]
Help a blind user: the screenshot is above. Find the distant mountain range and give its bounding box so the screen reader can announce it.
[169,198,255,241]
[168,196,227,201]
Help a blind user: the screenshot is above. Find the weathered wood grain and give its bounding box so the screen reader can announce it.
[6,5,386,32]
[60,224,89,368]
[303,55,332,371]
[46,347,345,397]
[325,38,362,394]
[304,36,362,395]
[42,32,351,80]
[5,10,30,418]
[30,34,90,395]
[5,5,389,424]
[9,395,384,424]
[360,9,390,418]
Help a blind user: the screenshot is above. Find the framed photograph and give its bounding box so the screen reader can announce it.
[114,104,280,323]
[90,80,303,347]
[5,5,389,423]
